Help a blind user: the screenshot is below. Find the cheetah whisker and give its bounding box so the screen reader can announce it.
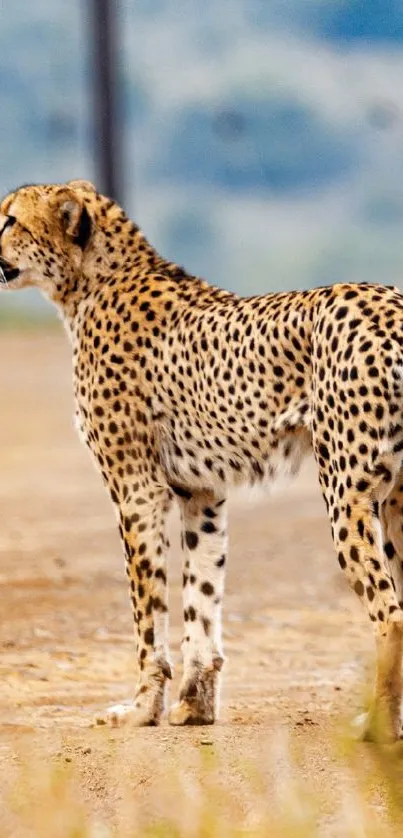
[0,264,9,287]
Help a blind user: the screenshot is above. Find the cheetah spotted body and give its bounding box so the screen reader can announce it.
[2,179,403,739]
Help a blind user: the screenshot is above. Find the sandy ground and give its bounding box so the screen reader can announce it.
[0,331,393,835]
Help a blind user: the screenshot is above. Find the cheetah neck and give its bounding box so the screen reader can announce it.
[47,195,210,328]
[51,227,165,322]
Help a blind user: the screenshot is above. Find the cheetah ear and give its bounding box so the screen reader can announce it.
[1,193,14,216]
[58,195,92,250]
[66,179,97,194]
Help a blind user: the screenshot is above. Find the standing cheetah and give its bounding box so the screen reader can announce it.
[1,179,403,740]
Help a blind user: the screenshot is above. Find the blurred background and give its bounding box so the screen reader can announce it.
[1,0,403,320]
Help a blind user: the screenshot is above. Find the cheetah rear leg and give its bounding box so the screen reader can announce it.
[316,447,403,743]
[96,485,173,727]
[169,490,227,726]
[381,474,403,740]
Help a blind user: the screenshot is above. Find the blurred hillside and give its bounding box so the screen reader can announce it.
[1,0,403,317]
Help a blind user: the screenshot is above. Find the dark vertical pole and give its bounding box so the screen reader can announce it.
[89,0,124,204]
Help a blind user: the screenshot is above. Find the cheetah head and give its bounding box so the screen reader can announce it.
[0,180,98,302]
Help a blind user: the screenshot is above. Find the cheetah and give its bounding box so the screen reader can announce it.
[1,179,403,740]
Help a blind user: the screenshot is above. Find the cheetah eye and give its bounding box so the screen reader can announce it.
[2,215,16,231]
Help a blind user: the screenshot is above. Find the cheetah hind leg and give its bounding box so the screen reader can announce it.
[352,620,403,744]
[352,478,403,744]
[316,448,403,744]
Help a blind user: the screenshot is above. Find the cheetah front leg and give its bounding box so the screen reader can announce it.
[169,490,227,725]
[97,483,173,727]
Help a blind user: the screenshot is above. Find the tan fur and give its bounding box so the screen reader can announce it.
[1,180,403,737]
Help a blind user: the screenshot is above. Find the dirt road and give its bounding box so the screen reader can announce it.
[0,331,389,835]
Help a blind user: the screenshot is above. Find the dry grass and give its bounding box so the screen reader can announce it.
[4,718,403,838]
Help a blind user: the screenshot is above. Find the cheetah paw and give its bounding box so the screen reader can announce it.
[352,711,401,744]
[95,702,159,728]
[352,712,371,741]
[168,700,214,726]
